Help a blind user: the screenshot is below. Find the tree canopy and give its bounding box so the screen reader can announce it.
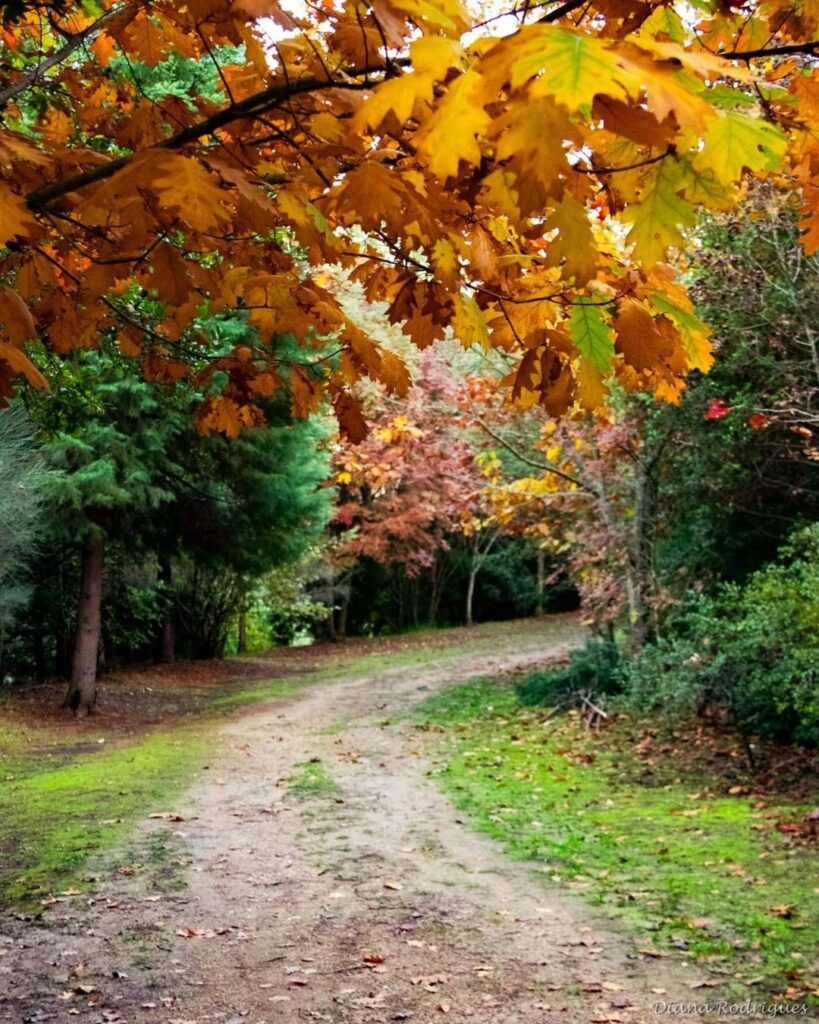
[2,0,819,436]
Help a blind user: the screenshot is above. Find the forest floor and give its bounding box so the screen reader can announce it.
[0,616,816,1024]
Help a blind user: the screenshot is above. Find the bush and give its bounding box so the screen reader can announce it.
[623,525,819,746]
[517,638,622,708]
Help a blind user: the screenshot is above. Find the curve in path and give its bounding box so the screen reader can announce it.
[2,618,720,1024]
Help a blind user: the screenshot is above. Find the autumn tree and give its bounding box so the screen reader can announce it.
[332,348,484,631]
[2,0,819,437]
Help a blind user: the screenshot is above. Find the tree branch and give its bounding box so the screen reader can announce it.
[721,39,819,59]
[539,0,590,23]
[0,3,138,108]
[574,145,675,176]
[472,412,594,492]
[26,62,399,210]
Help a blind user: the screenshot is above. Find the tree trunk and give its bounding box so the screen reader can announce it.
[626,461,656,652]
[33,626,46,683]
[237,607,248,654]
[465,566,478,627]
[336,591,350,639]
[535,549,546,617]
[66,532,105,716]
[158,558,175,663]
[160,615,176,664]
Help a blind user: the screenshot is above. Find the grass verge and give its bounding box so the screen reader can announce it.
[0,724,210,908]
[415,678,819,1002]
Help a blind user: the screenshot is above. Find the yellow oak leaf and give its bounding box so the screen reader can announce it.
[574,358,608,411]
[149,154,230,232]
[492,96,576,195]
[676,155,737,210]
[411,35,463,75]
[355,72,436,132]
[543,195,598,285]
[0,183,38,246]
[621,158,696,267]
[613,298,675,372]
[0,341,47,389]
[431,237,461,285]
[388,0,468,37]
[416,70,490,180]
[452,293,491,349]
[379,350,411,396]
[649,292,713,373]
[0,286,36,346]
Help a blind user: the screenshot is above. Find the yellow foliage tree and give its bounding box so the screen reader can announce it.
[1,0,818,433]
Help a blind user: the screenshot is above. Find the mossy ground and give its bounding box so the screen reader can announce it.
[415,678,819,1002]
[0,724,210,907]
[286,759,340,799]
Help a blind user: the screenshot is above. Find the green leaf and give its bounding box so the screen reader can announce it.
[569,301,615,374]
[694,110,787,185]
[511,26,640,110]
[621,158,696,267]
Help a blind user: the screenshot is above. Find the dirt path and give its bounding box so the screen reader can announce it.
[1,619,734,1024]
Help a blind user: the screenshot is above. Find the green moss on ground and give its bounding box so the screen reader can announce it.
[416,679,819,1001]
[286,759,340,799]
[0,724,210,907]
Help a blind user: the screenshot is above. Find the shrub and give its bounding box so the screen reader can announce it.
[517,638,622,708]
[622,525,819,746]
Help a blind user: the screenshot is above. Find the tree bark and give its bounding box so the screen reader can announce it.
[336,591,350,639]
[66,532,105,716]
[33,625,45,683]
[237,607,248,654]
[465,566,478,627]
[158,557,176,663]
[535,549,546,617]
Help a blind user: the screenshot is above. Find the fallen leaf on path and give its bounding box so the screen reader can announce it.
[437,1002,451,1014]
[363,954,386,965]
[768,904,798,918]
[176,925,236,938]
[690,980,720,989]
[411,973,450,991]
[383,881,403,890]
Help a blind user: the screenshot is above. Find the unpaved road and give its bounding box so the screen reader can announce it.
[1,618,739,1024]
